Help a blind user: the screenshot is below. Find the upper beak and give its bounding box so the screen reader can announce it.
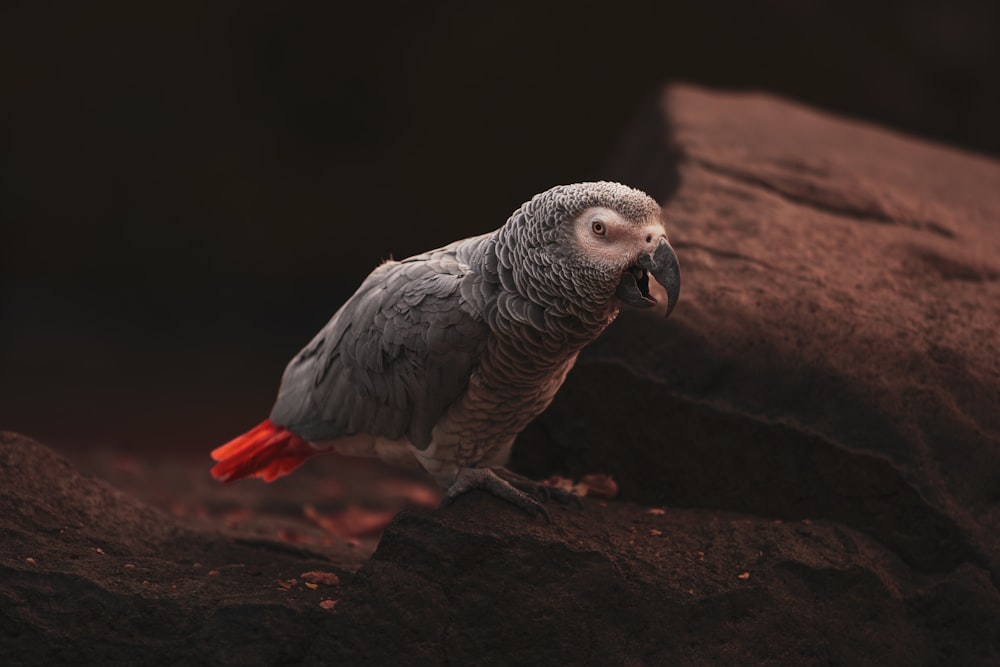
[640,238,681,317]
[617,238,681,316]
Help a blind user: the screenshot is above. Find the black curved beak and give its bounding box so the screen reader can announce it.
[616,239,681,317]
[642,239,681,317]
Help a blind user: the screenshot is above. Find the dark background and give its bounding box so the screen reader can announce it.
[3,0,998,456]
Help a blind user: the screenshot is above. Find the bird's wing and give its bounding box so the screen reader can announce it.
[269,246,488,448]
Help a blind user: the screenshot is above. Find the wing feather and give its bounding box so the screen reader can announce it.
[270,243,488,448]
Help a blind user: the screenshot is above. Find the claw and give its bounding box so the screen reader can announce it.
[441,467,584,522]
[491,467,584,508]
[443,468,550,521]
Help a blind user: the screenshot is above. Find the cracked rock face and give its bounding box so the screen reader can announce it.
[3,86,1000,664]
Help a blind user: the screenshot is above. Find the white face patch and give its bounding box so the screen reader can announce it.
[572,206,667,270]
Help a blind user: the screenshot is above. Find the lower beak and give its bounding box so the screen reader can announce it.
[616,239,681,316]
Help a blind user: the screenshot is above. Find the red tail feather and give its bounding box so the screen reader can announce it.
[211,419,317,483]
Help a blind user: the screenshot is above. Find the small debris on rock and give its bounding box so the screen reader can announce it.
[124,563,135,570]
[578,474,619,499]
[649,529,663,537]
[25,557,36,565]
[738,571,751,580]
[544,473,617,498]
[304,582,318,590]
[646,508,666,516]
[319,599,339,611]
[301,570,340,586]
[207,570,220,577]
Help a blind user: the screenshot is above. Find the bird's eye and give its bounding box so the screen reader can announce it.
[592,220,606,236]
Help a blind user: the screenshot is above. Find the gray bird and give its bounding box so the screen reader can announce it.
[212,181,680,519]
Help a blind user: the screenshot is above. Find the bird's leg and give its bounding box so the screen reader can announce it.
[442,468,551,522]
[490,467,584,509]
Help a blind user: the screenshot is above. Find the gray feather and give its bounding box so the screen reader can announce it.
[270,239,490,446]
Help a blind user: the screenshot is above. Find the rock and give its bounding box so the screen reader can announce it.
[0,432,353,666]
[518,84,1000,581]
[4,432,999,665]
[5,85,1000,664]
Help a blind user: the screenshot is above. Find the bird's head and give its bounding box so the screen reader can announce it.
[504,182,680,318]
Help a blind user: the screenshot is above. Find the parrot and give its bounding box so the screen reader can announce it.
[210,181,680,520]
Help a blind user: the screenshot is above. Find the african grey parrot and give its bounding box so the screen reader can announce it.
[211,181,680,519]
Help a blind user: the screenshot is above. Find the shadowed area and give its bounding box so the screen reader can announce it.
[4,0,1000,456]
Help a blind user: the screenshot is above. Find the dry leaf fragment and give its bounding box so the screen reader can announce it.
[95,547,105,555]
[277,579,296,590]
[301,570,340,586]
[319,599,339,611]
[738,571,751,580]
[579,474,619,499]
[304,582,319,590]
[649,529,663,537]
[646,508,666,516]
[543,475,575,493]
[543,475,591,497]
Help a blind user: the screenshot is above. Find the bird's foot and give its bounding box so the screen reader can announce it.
[490,467,584,509]
[442,467,583,522]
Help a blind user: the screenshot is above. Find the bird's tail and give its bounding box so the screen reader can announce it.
[210,419,317,483]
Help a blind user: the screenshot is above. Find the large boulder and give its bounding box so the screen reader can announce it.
[517,84,1000,580]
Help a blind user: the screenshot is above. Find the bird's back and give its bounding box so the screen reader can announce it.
[269,235,493,449]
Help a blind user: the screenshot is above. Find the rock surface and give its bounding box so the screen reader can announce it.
[542,85,1000,576]
[4,86,1000,664]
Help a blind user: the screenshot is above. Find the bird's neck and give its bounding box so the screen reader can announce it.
[461,230,620,356]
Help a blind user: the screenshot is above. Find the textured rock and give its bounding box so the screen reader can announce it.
[5,85,1000,664]
[520,85,1000,579]
[6,433,999,665]
[0,432,355,666]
